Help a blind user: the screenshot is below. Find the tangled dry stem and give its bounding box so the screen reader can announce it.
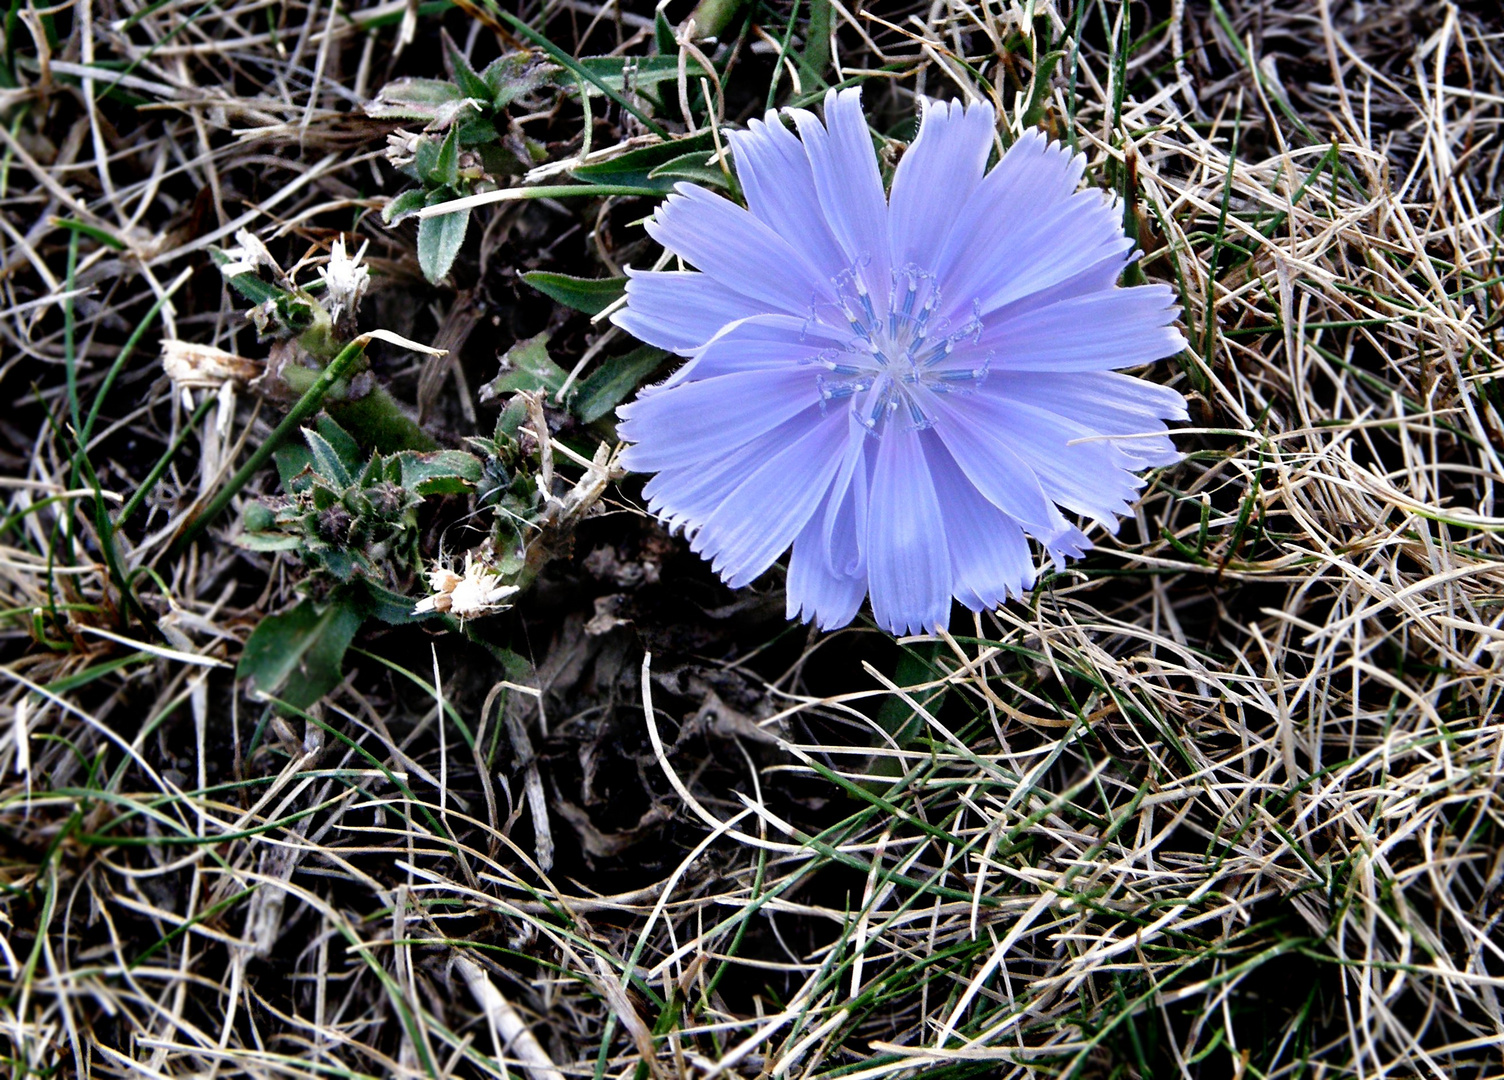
[3,1,1504,1078]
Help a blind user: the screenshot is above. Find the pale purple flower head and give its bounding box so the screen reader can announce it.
[612,88,1189,636]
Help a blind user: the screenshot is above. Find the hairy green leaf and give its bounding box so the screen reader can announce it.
[383,189,428,225]
[393,449,483,495]
[572,345,668,424]
[237,596,363,712]
[480,332,567,397]
[417,195,469,284]
[522,271,627,315]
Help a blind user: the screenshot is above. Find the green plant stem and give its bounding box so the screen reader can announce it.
[166,336,371,559]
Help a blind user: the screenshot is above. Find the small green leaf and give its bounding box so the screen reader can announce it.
[414,137,441,183]
[572,345,668,424]
[522,271,627,315]
[654,5,676,53]
[393,449,483,495]
[304,428,354,488]
[236,532,306,553]
[569,132,715,190]
[358,579,434,625]
[275,443,315,492]
[573,55,685,96]
[426,126,461,188]
[494,395,530,440]
[315,416,362,472]
[457,115,499,146]
[209,249,285,307]
[446,38,494,103]
[237,596,363,712]
[480,332,568,397]
[366,77,467,120]
[417,195,470,284]
[482,51,559,109]
[384,189,428,225]
[648,149,736,191]
[242,502,277,533]
[1022,50,1066,129]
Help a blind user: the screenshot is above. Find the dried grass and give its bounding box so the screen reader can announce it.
[4,1,1504,1078]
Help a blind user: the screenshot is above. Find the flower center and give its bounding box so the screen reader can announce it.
[808,263,990,435]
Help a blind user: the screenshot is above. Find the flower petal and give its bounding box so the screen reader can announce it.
[787,508,867,631]
[659,314,850,389]
[643,415,806,535]
[924,436,1035,611]
[728,113,850,280]
[866,425,951,636]
[889,97,996,272]
[969,192,1133,317]
[613,270,773,354]
[647,184,837,315]
[617,368,819,472]
[789,87,891,306]
[934,131,1083,291]
[821,420,870,578]
[934,131,1143,323]
[952,392,1147,531]
[692,412,850,588]
[970,285,1186,372]
[985,370,1187,467]
[926,393,1065,537]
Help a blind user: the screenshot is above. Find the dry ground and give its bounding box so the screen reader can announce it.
[3,1,1504,1078]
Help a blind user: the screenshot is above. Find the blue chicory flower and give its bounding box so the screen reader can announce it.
[612,88,1189,636]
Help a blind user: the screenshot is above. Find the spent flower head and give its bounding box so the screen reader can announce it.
[218,227,278,279]
[612,89,1189,635]
[316,236,371,326]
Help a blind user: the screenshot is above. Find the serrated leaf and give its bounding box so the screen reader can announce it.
[304,428,353,488]
[394,449,483,495]
[417,195,470,284]
[572,345,668,423]
[237,596,363,712]
[366,77,467,120]
[522,271,627,315]
[384,189,428,225]
[569,132,714,190]
[480,332,568,398]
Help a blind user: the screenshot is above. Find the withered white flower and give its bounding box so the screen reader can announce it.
[413,551,519,621]
[316,237,370,325]
[386,129,422,168]
[160,340,262,390]
[219,227,278,279]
